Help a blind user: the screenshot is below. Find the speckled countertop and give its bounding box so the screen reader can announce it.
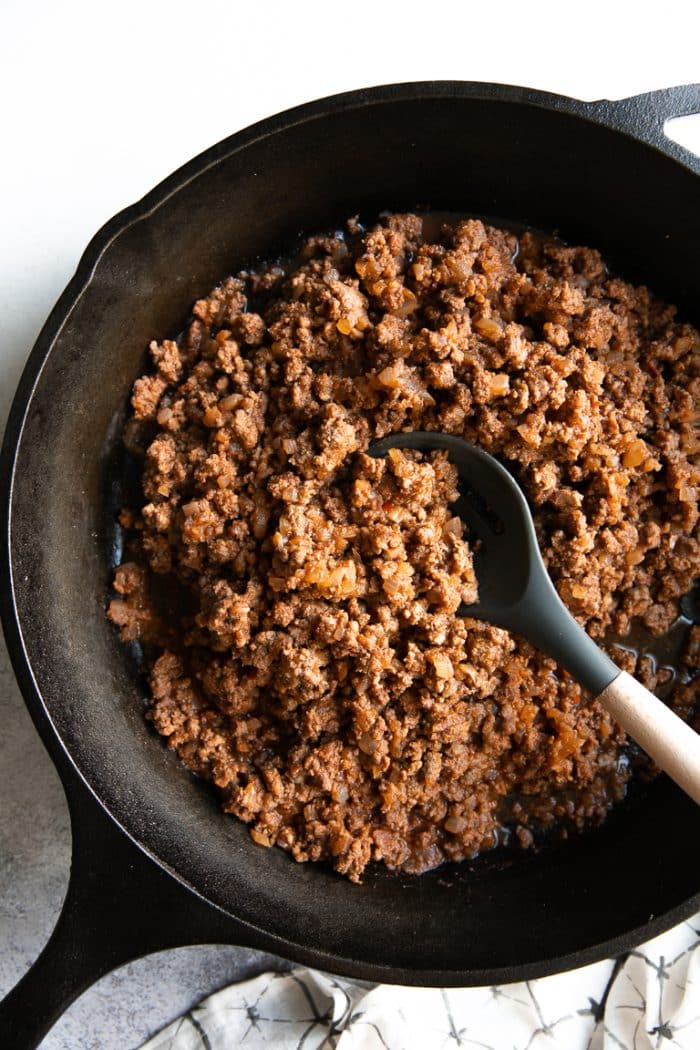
[2,4,699,1047]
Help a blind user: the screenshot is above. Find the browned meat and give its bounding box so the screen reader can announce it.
[109,214,699,881]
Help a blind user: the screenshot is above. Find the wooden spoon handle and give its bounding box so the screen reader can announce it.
[598,670,700,805]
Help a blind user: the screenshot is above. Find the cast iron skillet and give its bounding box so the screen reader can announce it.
[1,81,700,1049]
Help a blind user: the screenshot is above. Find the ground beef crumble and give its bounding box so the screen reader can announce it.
[108,214,699,882]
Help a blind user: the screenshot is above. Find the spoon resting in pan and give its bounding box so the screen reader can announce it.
[369,431,700,805]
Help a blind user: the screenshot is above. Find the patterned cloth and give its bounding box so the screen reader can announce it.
[141,914,700,1049]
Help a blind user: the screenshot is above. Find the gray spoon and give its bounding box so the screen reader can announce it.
[369,431,700,805]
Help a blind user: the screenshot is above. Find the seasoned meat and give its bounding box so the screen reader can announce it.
[109,214,699,881]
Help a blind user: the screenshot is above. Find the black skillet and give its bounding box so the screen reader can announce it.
[1,81,699,1049]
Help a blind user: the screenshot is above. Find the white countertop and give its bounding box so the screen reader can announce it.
[1,2,699,1046]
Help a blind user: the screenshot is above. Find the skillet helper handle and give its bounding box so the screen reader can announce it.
[0,775,256,1050]
[598,671,700,806]
[592,83,700,160]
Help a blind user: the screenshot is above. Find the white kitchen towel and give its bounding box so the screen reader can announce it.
[141,912,700,1049]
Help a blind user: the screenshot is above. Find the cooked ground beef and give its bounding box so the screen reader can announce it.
[108,214,699,882]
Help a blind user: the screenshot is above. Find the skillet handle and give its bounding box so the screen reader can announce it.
[0,769,259,1050]
[591,84,700,161]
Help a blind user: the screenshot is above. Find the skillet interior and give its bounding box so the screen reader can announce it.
[6,86,700,983]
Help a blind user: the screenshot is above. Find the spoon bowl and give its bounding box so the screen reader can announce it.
[370,431,542,615]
